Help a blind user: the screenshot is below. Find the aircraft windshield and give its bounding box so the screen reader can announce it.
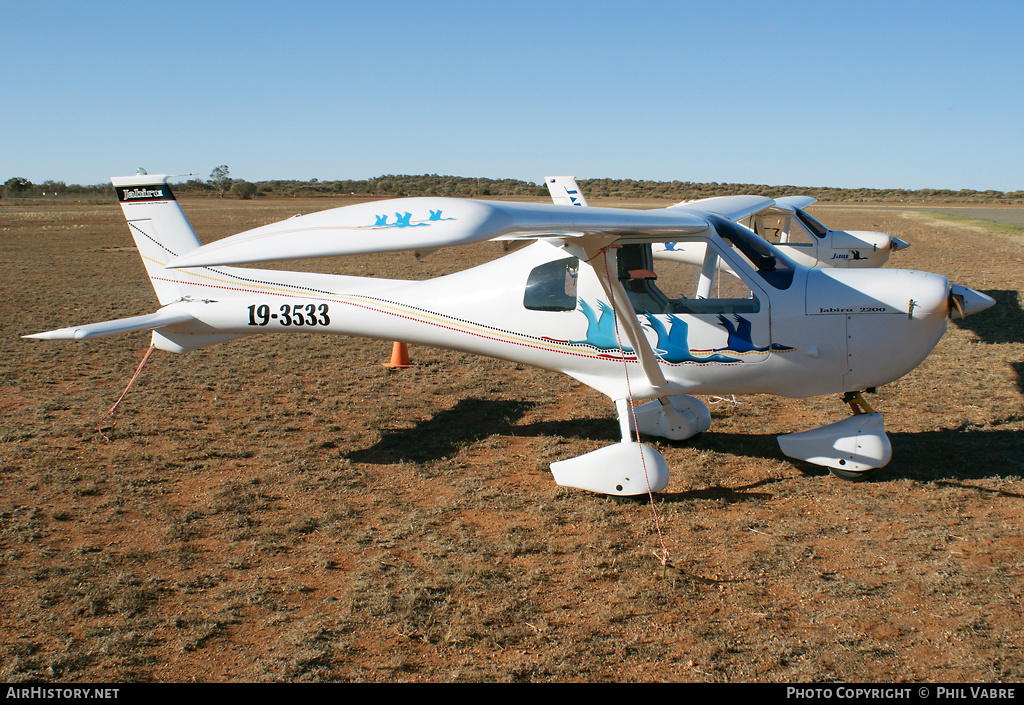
[708,214,795,290]
[794,208,829,238]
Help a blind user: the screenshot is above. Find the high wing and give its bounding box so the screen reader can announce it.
[169,197,712,396]
[770,195,817,213]
[168,198,709,268]
[24,309,196,340]
[669,195,774,222]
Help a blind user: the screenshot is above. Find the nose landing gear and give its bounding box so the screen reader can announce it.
[777,391,891,480]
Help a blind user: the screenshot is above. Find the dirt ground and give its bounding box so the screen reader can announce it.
[1,195,1022,682]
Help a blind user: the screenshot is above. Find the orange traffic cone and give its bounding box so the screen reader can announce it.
[383,341,412,369]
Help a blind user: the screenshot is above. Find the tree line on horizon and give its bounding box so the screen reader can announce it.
[4,173,1023,204]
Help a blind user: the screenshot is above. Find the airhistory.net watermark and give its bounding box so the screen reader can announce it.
[6,688,119,700]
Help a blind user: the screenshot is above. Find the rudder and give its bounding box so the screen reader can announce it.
[112,174,203,305]
[544,176,589,207]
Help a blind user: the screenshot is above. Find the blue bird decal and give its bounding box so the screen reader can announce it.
[572,300,633,353]
[715,314,793,353]
[644,313,738,364]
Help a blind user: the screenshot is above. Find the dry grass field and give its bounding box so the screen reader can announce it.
[1,195,1022,682]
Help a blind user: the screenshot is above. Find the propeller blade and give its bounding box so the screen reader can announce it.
[950,292,966,319]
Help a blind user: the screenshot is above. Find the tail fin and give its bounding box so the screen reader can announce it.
[544,176,589,207]
[112,174,203,305]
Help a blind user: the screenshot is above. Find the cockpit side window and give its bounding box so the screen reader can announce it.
[617,242,761,315]
[653,242,760,315]
[523,256,579,311]
[617,243,672,314]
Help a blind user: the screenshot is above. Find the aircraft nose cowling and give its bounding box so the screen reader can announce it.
[834,230,892,252]
[949,284,996,320]
[890,236,911,251]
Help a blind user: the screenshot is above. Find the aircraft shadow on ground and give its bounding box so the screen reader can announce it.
[704,426,1024,486]
[1014,362,1024,398]
[951,289,1024,395]
[348,398,1024,489]
[346,398,628,465]
[954,289,1023,344]
[347,398,539,464]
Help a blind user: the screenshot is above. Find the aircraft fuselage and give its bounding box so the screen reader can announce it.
[152,238,951,402]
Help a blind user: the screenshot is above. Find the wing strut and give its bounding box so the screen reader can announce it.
[580,242,670,394]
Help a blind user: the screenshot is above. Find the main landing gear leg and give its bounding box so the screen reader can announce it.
[630,394,711,441]
[615,398,634,443]
[777,391,892,481]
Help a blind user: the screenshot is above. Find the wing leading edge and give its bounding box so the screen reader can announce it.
[669,195,775,222]
[770,196,818,213]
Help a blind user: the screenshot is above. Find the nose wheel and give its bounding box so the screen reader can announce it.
[777,391,891,481]
[827,392,880,481]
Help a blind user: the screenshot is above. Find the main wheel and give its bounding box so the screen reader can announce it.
[828,466,877,482]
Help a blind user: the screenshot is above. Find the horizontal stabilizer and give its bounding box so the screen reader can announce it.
[24,309,195,341]
[168,198,709,268]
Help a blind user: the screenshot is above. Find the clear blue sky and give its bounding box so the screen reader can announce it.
[3,0,1022,191]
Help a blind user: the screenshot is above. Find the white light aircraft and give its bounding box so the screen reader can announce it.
[27,173,994,495]
[744,195,911,268]
[546,176,910,270]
